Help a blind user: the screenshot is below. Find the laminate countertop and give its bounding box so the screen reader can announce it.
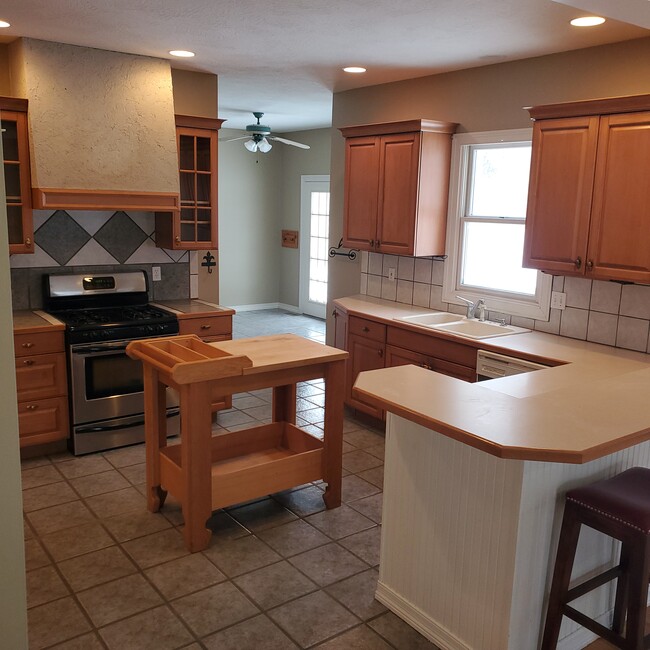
[336,295,650,463]
[12,310,64,333]
[151,299,235,319]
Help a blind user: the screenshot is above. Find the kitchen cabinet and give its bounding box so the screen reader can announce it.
[340,119,458,257]
[346,316,386,418]
[156,115,224,250]
[1,97,34,254]
[523,95,650,283]
[14,329,69,447]
[332,306,348,351]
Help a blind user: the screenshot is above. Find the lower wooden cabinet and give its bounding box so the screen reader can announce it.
[13,329,69,447]
[346,333,385,419]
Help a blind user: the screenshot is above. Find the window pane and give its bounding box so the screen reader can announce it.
[469,145,531,218]
[461,221,537,295]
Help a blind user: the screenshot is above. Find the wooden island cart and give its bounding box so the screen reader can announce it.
[127,333,348,552]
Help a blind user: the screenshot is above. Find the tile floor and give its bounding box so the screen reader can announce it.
[21,309,439,649]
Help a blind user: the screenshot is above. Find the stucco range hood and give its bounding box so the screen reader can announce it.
[8,38,180,212]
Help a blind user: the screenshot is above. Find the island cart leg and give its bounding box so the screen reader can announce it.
[143,366,167,512]
[322,360,345,508]
[272,384,297,424]
[179,381,213,552]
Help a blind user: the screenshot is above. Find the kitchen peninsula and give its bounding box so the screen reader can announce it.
[344,295,650,650]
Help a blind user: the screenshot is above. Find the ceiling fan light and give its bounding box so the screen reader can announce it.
[258,138,272,153]
[244,139,258,152]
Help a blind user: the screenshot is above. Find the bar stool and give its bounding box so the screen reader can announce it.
[542,467,650,649]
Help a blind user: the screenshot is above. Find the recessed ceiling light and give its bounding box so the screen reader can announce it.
[343,66,367,74]
[0,20,11,28]
[169,50,195,58]
[570,16,606,26]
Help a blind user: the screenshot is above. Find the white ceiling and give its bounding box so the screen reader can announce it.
[0,0,648,132]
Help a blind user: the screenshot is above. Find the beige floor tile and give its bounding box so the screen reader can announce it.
[145,553,226,599]
[202,614,298,649]
[228,498,298,532]
[98,605,193,650]
[231,394,268,410]
[24,517,34,540]
[24,538,51,571]
[340,526,382,566]
[21,464,64,490]
[344,429,386,449]
[296,383,323,398]
[122,528,189,569]
[243,404,273,420]
[206,510,251,541]
[347,493,383,524]
[288,543,368,587]
[49,631,105,649]
[102,444,146,468]
[77,573,163,627]
[57,546,137,591]
[272,485,328,517]
[85,486,146,518]
[357,465,384,489]
[315,624,393,649]
[21,456,52,470]
[305,504,375,540]
[268,590,359,647]
[56,455,113,479]
[342,475,381,502]
[366,443,385,460]
[103,508,172,542]
[342,450,383,474]
[257,519,330,557]
[369,611,440,649]
[172,581,259,637]
[22,481,79,512]
[304,392,326,408]
[203,535,281,577]
[27,597,91,650]
[234,560,318,609]
[326,569,386,620]
[26,565,69,608]
[117,462,146,486]
[41,522,114,562]
[297,407,325,425]
[27,500,96,536]
[69,469,131,497]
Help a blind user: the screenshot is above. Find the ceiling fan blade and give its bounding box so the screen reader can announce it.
[219,136,250,142]
[269,136,310,150]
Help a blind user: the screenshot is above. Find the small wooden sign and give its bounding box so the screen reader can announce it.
[281,229,299,248]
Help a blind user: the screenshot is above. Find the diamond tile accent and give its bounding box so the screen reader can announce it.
[67,239,119,266]
[93,211,148,263]
[34,210,91,265]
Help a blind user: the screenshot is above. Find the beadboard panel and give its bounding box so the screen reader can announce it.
[378,413,650,650]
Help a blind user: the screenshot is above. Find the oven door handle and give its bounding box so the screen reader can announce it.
[71,344,131,354]
[75,408,180,434]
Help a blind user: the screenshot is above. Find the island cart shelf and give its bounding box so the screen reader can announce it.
[127,334,348,551]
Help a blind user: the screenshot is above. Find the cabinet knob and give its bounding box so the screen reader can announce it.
[586,259,594,271]
[26,404,38,411]
[362,326,370,332]
[22,342,34,349]
[332,309,337,318]
[376,240,381,248]
[200,324,211,330]
[378,348,383,358]
[369,239,375,248]
[574,257,582,269]
[25,237,32,246]
[175,236,180,242]
[23,359,34,366]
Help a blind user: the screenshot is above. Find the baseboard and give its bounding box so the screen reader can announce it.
[375,581,471,650]
[227,302,300,313]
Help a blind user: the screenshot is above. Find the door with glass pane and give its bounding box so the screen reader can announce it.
[299,176,330,319]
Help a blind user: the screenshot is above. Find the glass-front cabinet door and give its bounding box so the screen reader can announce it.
[0,99,34,254]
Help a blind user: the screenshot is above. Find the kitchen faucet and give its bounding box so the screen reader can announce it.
[456,296,487,321]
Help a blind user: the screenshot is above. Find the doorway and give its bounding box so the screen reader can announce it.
[299,175,330,319]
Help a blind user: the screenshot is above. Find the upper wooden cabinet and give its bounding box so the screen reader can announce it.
[340,119,458,257]
[1,97,34,254]
[156,115,224,250]
[523,95,650,283]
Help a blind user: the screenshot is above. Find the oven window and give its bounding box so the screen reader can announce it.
[85,354,143,399]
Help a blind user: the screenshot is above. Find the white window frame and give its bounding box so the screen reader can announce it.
[442,128,551,321]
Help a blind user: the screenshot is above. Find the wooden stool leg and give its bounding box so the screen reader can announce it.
[322,360,345,509]
[623,536,650,649]
[542,502,583,650]
[143,367,168,512]
[273,384,296,424]
[612,543,630,635]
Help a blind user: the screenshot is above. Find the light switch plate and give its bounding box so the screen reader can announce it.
[551,291,566,310]
[152,266,161,282]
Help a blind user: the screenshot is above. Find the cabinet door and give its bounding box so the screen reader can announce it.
[386,345,427,368]
[1,109,34,254]
[588,111,650,282]
[376,132,420,255]
[346,333,384,418]
[523,116,598,275]
[332,307,348,351]
[343,136,380,251]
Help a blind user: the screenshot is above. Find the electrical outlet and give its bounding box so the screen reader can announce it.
[551,291,566,310]
[152,266,161,282]
[388,267,396,281]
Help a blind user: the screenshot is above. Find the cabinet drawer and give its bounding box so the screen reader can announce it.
[14,330,64,357]
[15,352,67,401]
[179,316,232,340]
[387,326,477,368]
[349,316,386,343]
[429,358,475,382]
[18,396,69,447]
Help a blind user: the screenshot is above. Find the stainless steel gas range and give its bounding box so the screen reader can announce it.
[43,271,181,455]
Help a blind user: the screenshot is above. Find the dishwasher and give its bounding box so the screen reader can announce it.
[476,349,549,381]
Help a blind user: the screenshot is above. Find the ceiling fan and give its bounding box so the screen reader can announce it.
[221,112,310,153]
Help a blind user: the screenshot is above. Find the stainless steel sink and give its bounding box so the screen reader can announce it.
[395,312,463,326]
[433,319,529,339]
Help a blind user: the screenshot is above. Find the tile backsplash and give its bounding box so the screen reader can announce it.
[10,209,198,310]
[360,252,650,354]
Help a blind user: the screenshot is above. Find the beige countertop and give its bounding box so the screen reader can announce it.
[152,299,235,318]
[336,295,650,463]
[12,310,65,333]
